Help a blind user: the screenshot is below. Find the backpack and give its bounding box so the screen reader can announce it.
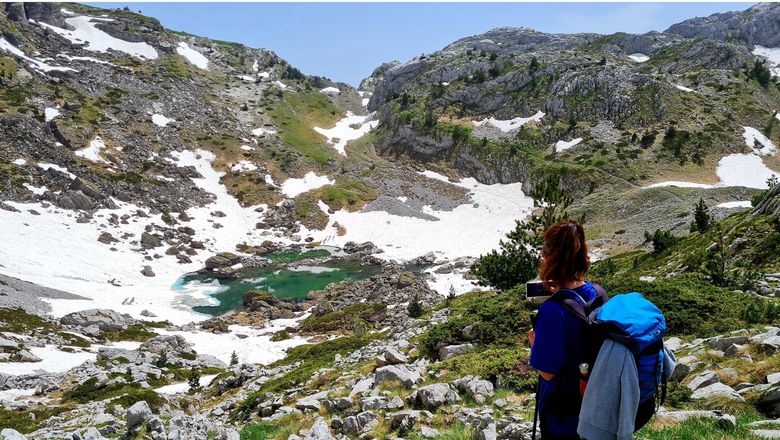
[550,287,668,407]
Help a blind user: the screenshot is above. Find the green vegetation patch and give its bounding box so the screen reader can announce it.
[434,347,537,392]
[300,302,387,333]
[0,406,71,434]
[269,90,342,165]
[100,323,158,342]
[265,248,331,263]
[63,377,165,412]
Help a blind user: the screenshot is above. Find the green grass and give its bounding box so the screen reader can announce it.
[100,323,158,342]
[300,302,386,333]
[265,248,331,263]
[63,377,165,412]
[0,406,71,434]
[269,90,342,165]
[0,308,90,347]
[637,413,765,440]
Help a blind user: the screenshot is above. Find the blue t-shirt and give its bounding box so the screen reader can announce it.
[530,282,598,436]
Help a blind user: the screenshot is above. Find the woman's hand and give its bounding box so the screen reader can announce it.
[528,329,535,347]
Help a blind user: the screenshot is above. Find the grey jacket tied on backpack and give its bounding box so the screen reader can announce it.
[577,339,640,440]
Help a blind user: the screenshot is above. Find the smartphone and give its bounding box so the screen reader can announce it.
[526,281,547,298]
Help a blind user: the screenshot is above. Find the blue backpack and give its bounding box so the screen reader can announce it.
[551,288,668,405]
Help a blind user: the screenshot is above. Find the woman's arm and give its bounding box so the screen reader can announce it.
[529,302,566,381]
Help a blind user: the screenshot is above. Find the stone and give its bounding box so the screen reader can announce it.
[349,377,374,397]
[342,411,379,435]
[708,335,749,351]
[375,365,422,388]
[141,232,163,249]
[376,348,408,366]
[759,387,780,417]
[690,383,744,401]
[687,370,720,391]
[452,376,495,399]
[0,430,27,440]
[60,309,134,333]
[304,417,337,440]
[419,427,440,438]
[126,401,153,430]
[82,427,107,440]
[473,422,497,440]
[388,410,433,432]
[665,337,682,352]
[439,343,474,360]
[141,266,155,277]
[768,373,780,385]
[413,383,461,409]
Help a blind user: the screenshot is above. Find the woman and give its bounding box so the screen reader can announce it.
[528,220,602,440]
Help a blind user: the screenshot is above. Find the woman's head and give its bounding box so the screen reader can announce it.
[539,220,589,290]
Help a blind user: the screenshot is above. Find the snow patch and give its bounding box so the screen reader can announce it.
[75,137,108,163]
[0,38,76,73]
[35,16,158,60]
[252,127,276,136]
[320,86,340,95]
[280,172,334,197]
[473,111,544,133]
[45,107,61,122]
[753,46,780,77]
[628,53,650,63]
[645,181,716,189]
[23,183,47,195]
[155,374,218,395]
[0,345,95,375]
[318,170,535,264]
[716,153,779,189]
[554,138,582,152]
[151,114,173,128]
[12,159,27,166]
[37,162,76,180]
[275,81,288,90]
[176,42,209,70]
[743,126,776,156]
[716,201,752,209]
[675,84,696,93]
[240,145,254,151]
[230,160,258,173]
[314,112,378,155]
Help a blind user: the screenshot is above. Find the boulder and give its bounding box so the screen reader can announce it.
[452,376,495,400]
[687,370,720,391]
[60,309,134,333]
[349,377,374,397]
[375,365,422,388]
[141,232,163,249]
[708,335,749,351]
[140,335,193,356]
[388,410,433,432]
[691,383,744,401]
[413,383,461,409]
[758,387,780,417]
[0,429,28,440]
[376,348,408,366]
[141,266,155,277]
[126,401,153,430]
[439,343,474,360]
[342,411,379,435]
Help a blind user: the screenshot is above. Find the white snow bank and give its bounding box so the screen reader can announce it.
[155,374,218,395]
[151,114,173,127]
[753,46,780,77]
[0,388,36,402]
[158,317,308,365]
[716,153,778,189]
[57,53,116,66]
[35,15,157,60]
[23,183,47,196]
[716,201,752,209]
[628,53,650,63]
[12,159,26,166]
[776,112,780,122]
[318,170,535,264]
[473,111,544,133]
[743,126,776,156]
[0,38,76,73]
[45,107,61,122]
[275,81,288,90]
[75,137,108,163]
[314,112,378,155]
[675,84,696,93]
[424,267,487,297]
[176,42,209,70]
[320,86,340,95]
[645,181,715,189]
[37,162,76,180]
[554,138,582,152]
[240,145,254,151]
[230,160,258,172]
[252,127,276,136]
[0,346,95,375]
[280,172,334,197]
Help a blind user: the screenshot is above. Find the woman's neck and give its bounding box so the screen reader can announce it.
[560,279,586,289]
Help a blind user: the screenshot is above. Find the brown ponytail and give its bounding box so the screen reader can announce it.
[539,220,589,291]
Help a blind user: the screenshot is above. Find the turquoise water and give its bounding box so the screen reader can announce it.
[173,254,381,317]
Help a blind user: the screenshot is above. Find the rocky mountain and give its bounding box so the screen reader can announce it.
[0,2,779,440]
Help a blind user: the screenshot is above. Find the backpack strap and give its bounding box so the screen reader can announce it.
[549,282,609,322]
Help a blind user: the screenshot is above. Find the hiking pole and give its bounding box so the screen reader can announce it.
[532,376,540,440]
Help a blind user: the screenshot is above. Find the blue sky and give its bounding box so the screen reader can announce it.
[91,2,751,86]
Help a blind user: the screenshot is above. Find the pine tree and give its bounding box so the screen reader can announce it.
[188,367,201,392]
[407,295,424,318]
[230,351,238,366]
[691,198,712,233]
[155,352,167,368]
[447,285,456,301]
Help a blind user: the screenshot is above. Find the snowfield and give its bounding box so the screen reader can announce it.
[280,172,335,197]
[45,107,61,122]
[230,160,258,172]
[318,170,535,262]
[628,53,650,63]
[743,126,777,156]
[646,154,779,190]
[0,37,76,73]
[554,138,583,152]
[320,86,340,95]
[753,46,780,77]
[0,345,96,376]
[74,137,109,163]
[645,181,716,189]
[35,15,158,60]
[151,114,174,127]
[716,201,752,209]
[252,127,277,136]
[176,42,209,70]
[472,111,545,133]
[314,112,378,155]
